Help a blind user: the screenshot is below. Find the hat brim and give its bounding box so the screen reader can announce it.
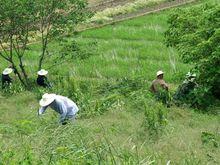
[37,71,48,76]
[157,73,164,76]
[39,97,55,107]
[3,68,13,75]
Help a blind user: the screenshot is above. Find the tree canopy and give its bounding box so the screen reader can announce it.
[165,3,220,107]
[0,0,89,88]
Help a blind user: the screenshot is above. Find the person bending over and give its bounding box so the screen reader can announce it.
[38,93,79,125]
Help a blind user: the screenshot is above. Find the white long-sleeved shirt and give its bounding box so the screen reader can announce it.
[39,95,79,122]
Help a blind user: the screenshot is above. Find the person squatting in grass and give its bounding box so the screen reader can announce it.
[1,68,13,89]
[36,69,52,88]
[38,93,79,125]
[173,72,198,105]
[150,70,171,106]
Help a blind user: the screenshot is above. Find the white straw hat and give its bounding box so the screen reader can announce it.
[37,69,48,76]
[2,68,13,75]
[156,70,164,76]
[39,93,56,107]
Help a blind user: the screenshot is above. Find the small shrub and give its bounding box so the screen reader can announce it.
[143,102,168,138]
[1,82,25,96]
[201,131,219,148]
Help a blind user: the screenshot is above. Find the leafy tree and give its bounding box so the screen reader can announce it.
[0,0,36,87]
[0,0,89,88]
[35,0,89,70]
[165,4,220,107]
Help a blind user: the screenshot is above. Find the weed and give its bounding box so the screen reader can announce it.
[143,101,168,138]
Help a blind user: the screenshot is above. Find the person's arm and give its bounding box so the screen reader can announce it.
[150,81,156,93]
[164,83,168,90]
[38,106,47,115]
[161,80,168,91]
[44,77,52,88]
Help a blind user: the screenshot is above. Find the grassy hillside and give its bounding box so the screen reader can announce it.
[0,2,219,164]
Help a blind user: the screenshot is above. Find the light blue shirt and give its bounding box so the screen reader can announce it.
[39,95,79,122]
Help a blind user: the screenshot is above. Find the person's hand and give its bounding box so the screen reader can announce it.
[62,121,67,125]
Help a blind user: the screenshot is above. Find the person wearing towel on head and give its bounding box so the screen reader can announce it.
[2,68,13,89]
[36,69,51,88]
[38,93,79,125]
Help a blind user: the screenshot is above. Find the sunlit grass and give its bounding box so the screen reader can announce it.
[0,2,219,164]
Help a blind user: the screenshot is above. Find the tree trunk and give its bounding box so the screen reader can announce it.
[11,62,27,88]
[38,32,48,71]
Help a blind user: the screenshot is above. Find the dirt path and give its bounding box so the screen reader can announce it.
[88,0,135,12]
[78,0,197,32]
[113,0,196,20]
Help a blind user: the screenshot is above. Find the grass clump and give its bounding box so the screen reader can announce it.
[143,102,168,138]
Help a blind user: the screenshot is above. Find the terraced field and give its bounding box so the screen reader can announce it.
[0,0,219,164]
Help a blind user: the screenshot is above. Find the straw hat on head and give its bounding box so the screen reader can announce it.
[39,93,56,107]
[2,68,13,75]
[37,69,48,76]
[156,70,164,76]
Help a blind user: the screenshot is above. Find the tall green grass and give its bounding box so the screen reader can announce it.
[0,1,219,164]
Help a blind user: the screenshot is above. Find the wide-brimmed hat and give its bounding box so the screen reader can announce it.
[37,69,48,76]
[39,93,56,107]
[156,70,164,76]
[2,68,13,75]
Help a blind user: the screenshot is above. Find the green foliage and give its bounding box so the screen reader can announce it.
[143,102,168,138]
[0,0,37,87]
[201,131,219,148]
[45,39,98,70]
[0,0,90,87]
[1,82,25,96]
[0,2,219,164]
[35,0,90,70]
[165,3,220,108]
[98,77,145,96]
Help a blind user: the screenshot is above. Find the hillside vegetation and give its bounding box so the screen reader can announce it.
[0,0,219,164]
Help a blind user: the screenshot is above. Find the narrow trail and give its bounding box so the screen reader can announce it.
[88,0,135,12]
[77,0,197,32]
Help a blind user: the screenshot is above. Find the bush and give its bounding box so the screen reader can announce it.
[165,3,220,109]
[143,101,168,138]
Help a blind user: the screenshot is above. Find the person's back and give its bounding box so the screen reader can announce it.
[173,72,197,102]
[2,68,13,89]
[150,70,170,106]
[37,75,49,88]
[151,78,168,93]
[36,69,51,88]
[53,95,79,116]
[2,74,12,89]
[150,71,168,93]
[38,93,79,125]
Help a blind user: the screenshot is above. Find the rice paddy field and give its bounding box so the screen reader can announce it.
[0,0,219,164]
